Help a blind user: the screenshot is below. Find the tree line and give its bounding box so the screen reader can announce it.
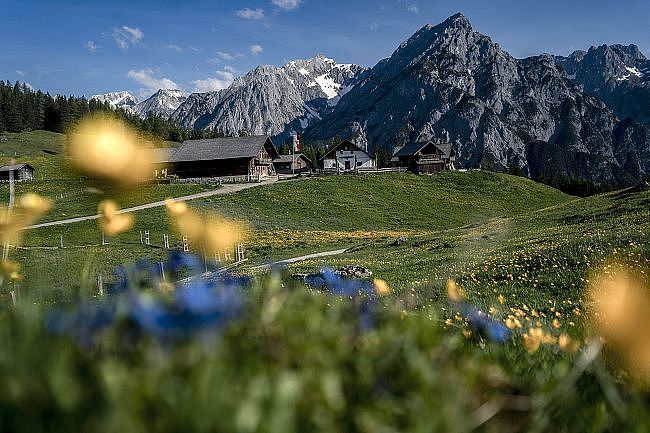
[0,80,224,144]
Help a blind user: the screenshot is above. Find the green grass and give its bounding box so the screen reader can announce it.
[9,171,575,300]
[209,171,572,231]
[0,130,65,158]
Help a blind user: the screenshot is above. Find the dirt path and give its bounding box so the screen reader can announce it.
[177,248,350,286]
[250,248,350,271]
[24,179,279,231]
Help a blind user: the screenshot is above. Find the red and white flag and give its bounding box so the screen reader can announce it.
[293,134,301,152]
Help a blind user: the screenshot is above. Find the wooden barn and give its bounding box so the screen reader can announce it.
[165,136,280,180]
[0,163,34,182]
[151,148,175,179]
[273,154,312,174]
[392,141,456,174]
[320,140,375,172]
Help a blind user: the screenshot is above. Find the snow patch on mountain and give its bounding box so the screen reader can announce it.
[90,91,139,111]
[625,66,643,77]
[310,74,341,99]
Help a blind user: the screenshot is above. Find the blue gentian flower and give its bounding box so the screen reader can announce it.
[459,304,509,343]
[46,252,249,347]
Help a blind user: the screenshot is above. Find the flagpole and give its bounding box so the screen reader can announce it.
[292,135,295,176]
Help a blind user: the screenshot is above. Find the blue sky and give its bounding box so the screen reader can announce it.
[2,0,649,99]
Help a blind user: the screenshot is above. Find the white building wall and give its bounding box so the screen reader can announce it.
[323,150,375,171]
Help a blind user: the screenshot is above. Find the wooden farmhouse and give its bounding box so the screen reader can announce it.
[320,140,376,172]
[392,141,456,174]
[273,154,312,174]
[156,136,280,180]
[0,163,34,182]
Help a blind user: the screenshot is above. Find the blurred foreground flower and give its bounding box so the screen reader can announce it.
[522,327,556,353]
[302,267,378,332]
[69,114,153,186]
[98,200,134,235]
[588,265,650,383]
[373,278,390,296]
[165,199,247,253]
[446,279,509,343]
[47,252,248,347]
[0,193,52,243]
[0,260,22,281]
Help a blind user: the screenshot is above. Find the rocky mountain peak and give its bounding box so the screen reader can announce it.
[304,14,650,190]
[90,91,139,110]
[170,55,365,136]
[132,89,186,119]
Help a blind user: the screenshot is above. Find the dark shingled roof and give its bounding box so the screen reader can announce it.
[274,153,312,164]
[151,148,177,164]
[173,136,278,162]
[320,140,372,160]
[0,163,33,172]
[394,141,453,158]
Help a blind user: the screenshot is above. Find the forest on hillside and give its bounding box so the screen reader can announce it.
[0,81,224,144]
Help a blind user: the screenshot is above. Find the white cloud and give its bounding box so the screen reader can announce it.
[271,0,301,10]
[369,22,378,31]
[236,8,265,19]
[407,4,419,13]
[192,69,236,93]
[127,69,179,95]
[250,44,263,55]
[217,51,234,60]
[188,45,200,52]
[15,70,26,77]
[208,51,246,63]
[112,26,144,49]
[167,44,182,52]
[84,41,99,52]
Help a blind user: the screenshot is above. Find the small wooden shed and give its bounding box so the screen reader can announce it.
[0,163,35,181]
[273,154,312,174]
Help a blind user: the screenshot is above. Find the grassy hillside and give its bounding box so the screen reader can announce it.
[289,184,650,309]
[8,171,574,300]
[209,171,572,231]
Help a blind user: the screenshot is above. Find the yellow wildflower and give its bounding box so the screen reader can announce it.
[447,279,467,302]
[98,200,134,236]
[69,115,153,186]
[373,278,390,296]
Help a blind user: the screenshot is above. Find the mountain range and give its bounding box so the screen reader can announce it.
[93,13,650,189]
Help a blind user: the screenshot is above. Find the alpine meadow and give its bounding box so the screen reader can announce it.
[1,2,650,432]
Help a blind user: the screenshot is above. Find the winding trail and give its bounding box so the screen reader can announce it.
[23,179,279,231]
[176,248,351,286]
[250,248,350,271]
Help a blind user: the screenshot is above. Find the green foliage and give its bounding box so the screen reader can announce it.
[1,267,650,432]
[0,81,227,143]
